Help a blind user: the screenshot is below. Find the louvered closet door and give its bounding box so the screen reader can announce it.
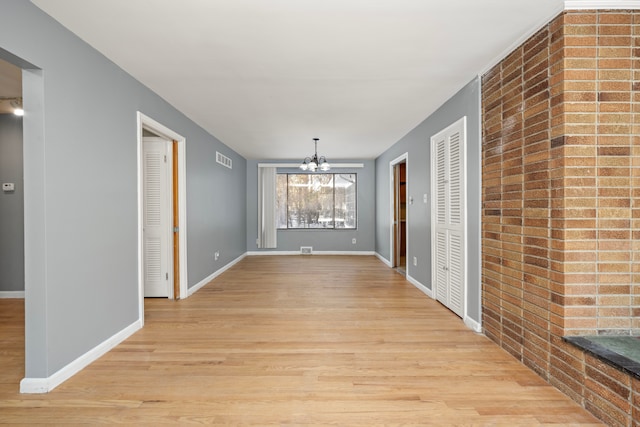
[431,118,465,318]
[447,231,464,316]
[435,230,448,303]
[143,137,171,297]
[434,135,449,304]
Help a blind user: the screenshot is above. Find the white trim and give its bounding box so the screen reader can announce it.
[247,251,375,256]
[389,153,408,270]
[313,251,374,256]
[474,78,484,335]
[137,112,189,318]
[375,252,392,268]
[464,316,483,333]
[187,253,247,297]
[407,272,481,334]
[247,250,300,256]
[0,291,25,298]
[565,0,640,8]
[406,274,433,299]
[379,257,478,333]
[258,163,364,169]
[20,319,142,393]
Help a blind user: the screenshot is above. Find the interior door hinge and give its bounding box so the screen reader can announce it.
[166,272,169,280]
[164,155,167,163]
[173,226,179,233]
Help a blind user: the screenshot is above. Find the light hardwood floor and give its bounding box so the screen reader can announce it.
[0,256,601,425]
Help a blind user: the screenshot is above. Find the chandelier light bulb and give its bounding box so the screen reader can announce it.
[299,138,330,172]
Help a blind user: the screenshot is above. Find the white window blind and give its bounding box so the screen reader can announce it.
[257,166,277,248]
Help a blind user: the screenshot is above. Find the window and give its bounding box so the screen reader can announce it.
[277,173,357,229]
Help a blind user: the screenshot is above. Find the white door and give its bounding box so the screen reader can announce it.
[431,117,466,318]
[143,137,172,297]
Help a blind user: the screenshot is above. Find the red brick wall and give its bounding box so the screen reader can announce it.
[481,10,640,426]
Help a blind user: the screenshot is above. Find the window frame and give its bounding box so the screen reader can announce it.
[277,172,358,230]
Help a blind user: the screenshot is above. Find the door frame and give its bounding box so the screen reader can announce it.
[137,112,188,323]
[389,153,408,269]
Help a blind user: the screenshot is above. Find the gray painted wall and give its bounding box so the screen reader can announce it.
[1,0,246,378]
[246,160,375,252]
[0,114,24,292]
[375,78,482,323]
[188,143,246,284]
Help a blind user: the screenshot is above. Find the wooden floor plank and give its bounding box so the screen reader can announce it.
[0,256,602,425]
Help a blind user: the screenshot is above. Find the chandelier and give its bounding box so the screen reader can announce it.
[299,138,330,172]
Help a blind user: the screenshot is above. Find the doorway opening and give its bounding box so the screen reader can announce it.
[0,55,25,394]
[137,113,188,323]
[0,46,45,392]
[0,57,24,298]
[389,153,408,274]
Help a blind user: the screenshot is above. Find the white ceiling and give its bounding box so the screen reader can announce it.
[30,0,564,160]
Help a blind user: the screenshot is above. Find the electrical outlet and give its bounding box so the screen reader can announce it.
[413,256,417,266]
[352,238,357,244]
[214,251,219,261]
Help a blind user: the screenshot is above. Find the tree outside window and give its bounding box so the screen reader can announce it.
[277,173,357,229]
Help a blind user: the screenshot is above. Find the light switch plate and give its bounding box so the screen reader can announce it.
[2,183,15,192]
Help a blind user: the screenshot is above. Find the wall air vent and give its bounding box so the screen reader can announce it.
[300,246,313,255]
[216,151,232,169]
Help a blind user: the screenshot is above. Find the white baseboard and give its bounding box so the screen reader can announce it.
[20,319,142,393]
[246,251,298,256]
[188,252,247,297]
[315,251,375,256]
[405,275,482,333]
[375,252,392,267]
[406,274,433,299]
[0,291,25,298]
[247,251,376,256]
[465,316,483,333]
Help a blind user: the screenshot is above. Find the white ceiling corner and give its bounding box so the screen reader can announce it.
[564,0,640,9]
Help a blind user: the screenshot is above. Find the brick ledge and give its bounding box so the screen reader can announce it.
[564,336,640,380]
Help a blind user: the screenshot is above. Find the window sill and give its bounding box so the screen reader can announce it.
[564,336,640,379]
